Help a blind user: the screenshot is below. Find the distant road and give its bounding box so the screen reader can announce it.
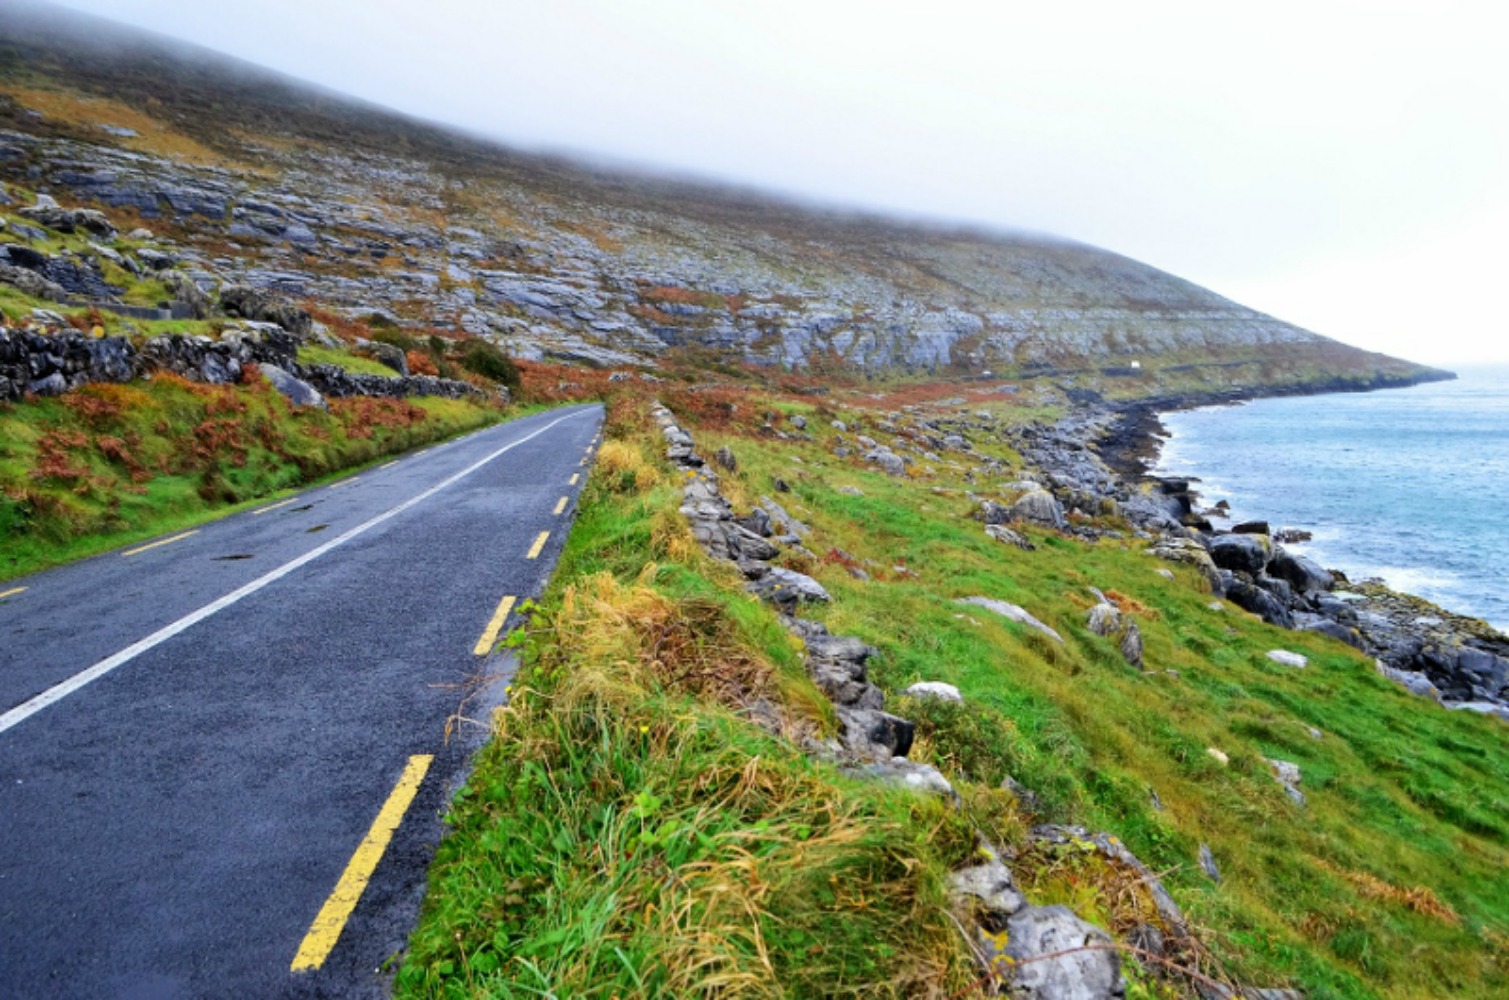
[0,402,603,999]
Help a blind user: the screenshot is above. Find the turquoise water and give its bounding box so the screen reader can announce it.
[1152,366,1509,632]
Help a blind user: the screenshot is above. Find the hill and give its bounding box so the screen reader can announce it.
[0,0,1448,393]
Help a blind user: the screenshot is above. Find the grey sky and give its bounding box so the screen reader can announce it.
[53,0,1509,364]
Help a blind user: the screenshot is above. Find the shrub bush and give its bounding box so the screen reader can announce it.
[458,338,521,391]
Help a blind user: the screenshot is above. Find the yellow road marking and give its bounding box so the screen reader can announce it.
[291,755,434,972]
[568,473,579,486]
[329,476,361,490]
[526,531,550,559]
[472,594,517,656]
[252,497,301,516]
[578,456,588,466]
[0,586,26,600]
[123,530,198,557]
[552,496,568,515]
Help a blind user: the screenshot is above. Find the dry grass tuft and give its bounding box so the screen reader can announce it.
[596,438,662,493]
[552,568,777,717]
[1314,859,1460,925]
[1105,589,1161,620]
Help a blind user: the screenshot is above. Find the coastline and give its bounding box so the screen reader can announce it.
[1015,371,1509,722]
[1095,366,1459,483]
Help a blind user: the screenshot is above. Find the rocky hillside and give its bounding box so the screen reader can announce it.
[0,2,1447,393]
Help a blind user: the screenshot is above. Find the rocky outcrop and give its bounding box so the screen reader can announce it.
[217,283,313,340]
[654,402,918,766]
[656,403,1143,996]
[0,64,1453,390]
[1015,402,1509,720]
[18,194,116,237]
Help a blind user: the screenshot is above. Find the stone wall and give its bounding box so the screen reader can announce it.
[0,326,491,404]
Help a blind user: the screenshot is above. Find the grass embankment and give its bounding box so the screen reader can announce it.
[403,389,1509,999]
[0,372,500,580]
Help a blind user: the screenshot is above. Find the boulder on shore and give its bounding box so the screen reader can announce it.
[1207,533,1271,576]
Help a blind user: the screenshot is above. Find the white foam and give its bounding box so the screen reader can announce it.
[1368,566,1461,596]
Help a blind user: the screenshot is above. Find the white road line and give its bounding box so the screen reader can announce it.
[0,408,594,736]
[252,497,302,516]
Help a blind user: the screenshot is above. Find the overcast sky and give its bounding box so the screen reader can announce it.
[53,0,1509,365]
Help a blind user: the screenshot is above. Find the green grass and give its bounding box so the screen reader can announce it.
[398,418,1002,998]
[404,392,1509,998]
[689,407,1509,997]
[297,343,400,375]
[0,374,502,580]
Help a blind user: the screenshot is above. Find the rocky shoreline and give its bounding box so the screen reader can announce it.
[1017,384,1509,723]
[1093,370,1457,481]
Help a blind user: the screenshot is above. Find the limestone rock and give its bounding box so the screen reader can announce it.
[1268,547,1334,594]
[259,363,325,409]
[1265,758,1306,806]
[949,857,1027,927]
[1009,489,1066,529]
[161,270,210,318]
[1266,650,1308,668]
[1446,701,1509,723]
[902,681,962,703]
[1006,905,1123,1000]
[1225,575,1294,628]
[838,708,916,760]
[0,262,69,302]
[723,523,779,562]
[750,567,830,612]
[957,596,1064,643]
[757,496,811,538]
[1208,533,1272,576]
[218,283,313,339]
[855,757,955,798]
[1119,623,1144,669]
[1199,844,1221,882]
[1375,661,1442,702]
[864,446,906,476]
[1087,602,1121,637]
[985,523,1034,550]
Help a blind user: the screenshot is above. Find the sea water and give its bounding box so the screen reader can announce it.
[1151,366,1509,632]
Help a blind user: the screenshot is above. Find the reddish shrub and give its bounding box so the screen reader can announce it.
[406,350,439,376]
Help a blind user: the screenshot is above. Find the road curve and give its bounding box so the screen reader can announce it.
[0,402,603,998]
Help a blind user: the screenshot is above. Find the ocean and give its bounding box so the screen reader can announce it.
[1151,366,1509,633]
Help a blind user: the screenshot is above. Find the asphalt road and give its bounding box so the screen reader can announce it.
[0,402,603,999]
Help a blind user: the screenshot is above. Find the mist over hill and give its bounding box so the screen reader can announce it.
[0,0,1446,394]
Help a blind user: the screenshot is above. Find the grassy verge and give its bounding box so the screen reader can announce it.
[0,371,502,580]
[398,400,1005,998]
[403,389,1508,999]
